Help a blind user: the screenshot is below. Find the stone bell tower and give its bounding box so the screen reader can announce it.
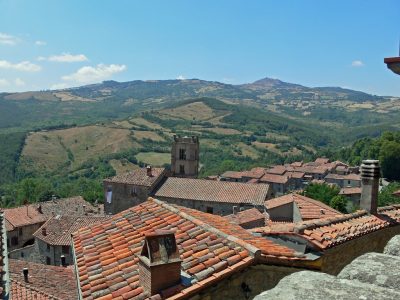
[171,135,199,178]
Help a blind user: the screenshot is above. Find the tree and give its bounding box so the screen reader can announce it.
[379,141,400,181]
[330,195,348,213]
[378,182,400,206]
[303,183,340,205]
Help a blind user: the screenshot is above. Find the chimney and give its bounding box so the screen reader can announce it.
[23,268,29,282]
[138,230,182,296]
[360,160,380,214]
[233,206,239,215]
[147,165,153,177]
[42,227,47,236]
[60,255,66,267]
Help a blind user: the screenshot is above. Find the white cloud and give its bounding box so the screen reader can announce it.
[15,78,25,86]
[50,83,69,90]
[62,64,126,84]
[35,40,47,46]
[0,60,41,72]
[48,53,88,63]
[0,78,10,87]
[351,60,364,67]
[177,75,185,80]
[37,56,46,61]
[0,33,20,45]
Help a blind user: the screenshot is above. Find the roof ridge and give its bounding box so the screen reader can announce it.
[293,193,340,213]
[151,198,261,258]
[293,210,368,234]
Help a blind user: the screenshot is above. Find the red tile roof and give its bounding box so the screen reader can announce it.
[224,208,266,228]
[4,196,101,231]
[265,165,287,175]
[314,158,330,165]
[155,177,269,206]
[339,187,362,195]
[285,171,305,179]
[4,205,47,231]
[260,173,288,184]
[104,167,165,187]
[265,194,342,220]
[73,198,302,299]
[9,259,77,299]
[11,280,61,300]
[33,216,109,246]
[255,205,400,250]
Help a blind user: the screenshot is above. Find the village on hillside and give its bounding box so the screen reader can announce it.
[1,133,400,299]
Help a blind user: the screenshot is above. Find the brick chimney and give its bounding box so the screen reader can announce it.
[138,230,182,296]
[146,165,153,177]
[360,160,380,214]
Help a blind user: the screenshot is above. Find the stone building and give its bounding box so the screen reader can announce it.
[3,205,47,252]
[71,196,400,300]
[171,135,199,178]
[31,215,108,266]
[103,166,166,215]
[324,173,361,188]
[154,177,271,215]
[265,193,342,222]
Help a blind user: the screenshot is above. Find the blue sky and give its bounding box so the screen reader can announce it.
[1,0,399,95]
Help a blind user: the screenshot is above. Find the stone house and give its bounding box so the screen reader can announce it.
[154,177,271,215]
[3,205,47,252]
[71,196,400,300]
[265,193,341,222]
[32,215,108,266]
[103,166,166,215]
[325,173,361,188]
[259,173,289,197]
[3,196,101,252]
[339,187,362,209]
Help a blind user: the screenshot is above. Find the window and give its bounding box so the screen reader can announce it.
[179,148,186,160]
[18,227,23,235]
[46,256,51,265]
[348,180,351,184]
[179,165,185,175]
[47,244,50,251]
[131,187,138,197]
[206,207,214,214]
[62,245,70,254]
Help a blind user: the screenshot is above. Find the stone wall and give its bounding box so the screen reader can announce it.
[104,182,151,215]
[320,225,400,275]
[7,223,44,251]
[189,265,303,300]
[155,196,264,216]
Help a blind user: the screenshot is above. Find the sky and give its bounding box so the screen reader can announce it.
[0,0,400,95]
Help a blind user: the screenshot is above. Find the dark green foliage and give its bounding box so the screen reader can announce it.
[303,183,340,205]
[378,182,400,207]
[0,132,26,184]
[330,195,348,213]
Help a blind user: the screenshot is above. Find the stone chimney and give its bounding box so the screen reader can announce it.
[138,230,182,296]
[360,160,380,214]
[147,165,153,177]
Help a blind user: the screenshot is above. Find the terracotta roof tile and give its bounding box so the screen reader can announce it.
[73,198,302,299]
[256,205,400,250]
[155,177,269,206]
[339,187,362,195]
[260,173,288,184]
[266,194,342,220]
[33,215,110,246]
[0,212,8,298]
[104,167,165,187]
[9,259,77,299]
[225,208,266,228]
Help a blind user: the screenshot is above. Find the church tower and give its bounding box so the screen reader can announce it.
[171,135,199,178]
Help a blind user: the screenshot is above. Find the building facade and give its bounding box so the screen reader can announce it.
[171,135,199,178]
